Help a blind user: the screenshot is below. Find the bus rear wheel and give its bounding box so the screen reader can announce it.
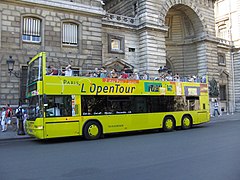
[163,116,175,132]
[83,121,102,140]
[181,115,192,130]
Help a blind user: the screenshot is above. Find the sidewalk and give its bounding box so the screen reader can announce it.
[0,130,31,141]
[0,117,32,141]
[210,112,240,123]
[0,113,239,141]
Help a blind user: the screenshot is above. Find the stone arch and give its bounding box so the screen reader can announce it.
[159,0,208,34]
[163,2,208,76]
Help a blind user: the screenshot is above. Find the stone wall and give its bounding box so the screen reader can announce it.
[102,26,139,69]
[0,0,104,105]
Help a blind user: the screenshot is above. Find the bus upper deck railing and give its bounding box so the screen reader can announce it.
[45,68,207,83]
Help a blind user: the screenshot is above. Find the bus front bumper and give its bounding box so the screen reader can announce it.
[26,121,44,139]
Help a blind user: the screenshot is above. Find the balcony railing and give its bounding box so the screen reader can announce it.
[218,38,231,46]
[102,13,139,27]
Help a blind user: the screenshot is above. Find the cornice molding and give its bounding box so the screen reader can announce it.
[5,0,106,16]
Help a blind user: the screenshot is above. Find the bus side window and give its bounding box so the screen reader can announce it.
[186,96,200,111]
[45,95,72,117]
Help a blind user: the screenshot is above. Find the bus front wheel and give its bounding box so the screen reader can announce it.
[181,115,192,130]
[163,116,175,132]
[83,121,102,140]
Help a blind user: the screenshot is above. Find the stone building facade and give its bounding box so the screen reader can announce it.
[214,0,240,112]
[0,0,105,106]
[0,0,234,113]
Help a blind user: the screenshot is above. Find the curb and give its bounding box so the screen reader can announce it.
[0,136,33,142]
[0,134,33,142]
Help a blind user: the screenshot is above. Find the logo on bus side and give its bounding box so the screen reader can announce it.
[144,82,162,92]
[144,82,173,94]
[63,79,136,95]
[80,83,136,95]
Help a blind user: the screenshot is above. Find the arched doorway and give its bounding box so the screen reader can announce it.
[165,4,205,76]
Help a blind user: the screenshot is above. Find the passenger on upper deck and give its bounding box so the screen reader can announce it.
[47,65,58,75]
[132,69,140,80]
[110,69,118,78]
[64,64,73,76]
[124,66,133,74]
[142,72,149,80]
[93,68,100,77]
[119,69,128,79]
[100,66,107,78]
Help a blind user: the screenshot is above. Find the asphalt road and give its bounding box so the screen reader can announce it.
[1,120,240,180]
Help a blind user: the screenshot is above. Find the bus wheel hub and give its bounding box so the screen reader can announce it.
[88,125,99,136]
[166,120,173,128]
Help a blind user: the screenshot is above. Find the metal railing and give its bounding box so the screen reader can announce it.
[45,68,207,83]
[102,13,139,26]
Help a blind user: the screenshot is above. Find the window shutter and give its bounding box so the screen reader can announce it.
[63,23,78,45]
[23,17,40,36]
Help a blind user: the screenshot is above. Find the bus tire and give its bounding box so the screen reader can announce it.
[163,116,175,132]
[83,121,102,140]
[181,115,192,130]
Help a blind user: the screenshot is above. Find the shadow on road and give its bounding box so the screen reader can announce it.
[31,124,209,144]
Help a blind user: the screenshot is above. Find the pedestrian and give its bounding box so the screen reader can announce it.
[213,99,220,117]
[1,107,6,132]
[5,104,13,131]
[15,105,24,131]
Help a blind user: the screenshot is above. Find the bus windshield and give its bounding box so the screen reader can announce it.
[28,56,42,84]
[28,95,43,120]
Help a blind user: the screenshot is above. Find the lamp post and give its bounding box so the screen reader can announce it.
[6,56,22,78]
[6,56,25,135]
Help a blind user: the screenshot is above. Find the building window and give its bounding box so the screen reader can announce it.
[62,22,78,46]
[129,48,135,52]
[108,34,124,54]
[22,17,41,43]
[219,85,227,100]
[217,24,228,40]
[218,53,226,66]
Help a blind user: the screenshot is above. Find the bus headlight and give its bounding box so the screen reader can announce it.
[34,125,44,130]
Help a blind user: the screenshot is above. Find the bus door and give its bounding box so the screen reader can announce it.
[44,95,80,138]
[197,96,209,123]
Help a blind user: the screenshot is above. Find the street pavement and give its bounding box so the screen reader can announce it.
[0,112,239,141]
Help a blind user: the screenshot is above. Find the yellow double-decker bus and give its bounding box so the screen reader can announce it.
[26,52,210,140]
